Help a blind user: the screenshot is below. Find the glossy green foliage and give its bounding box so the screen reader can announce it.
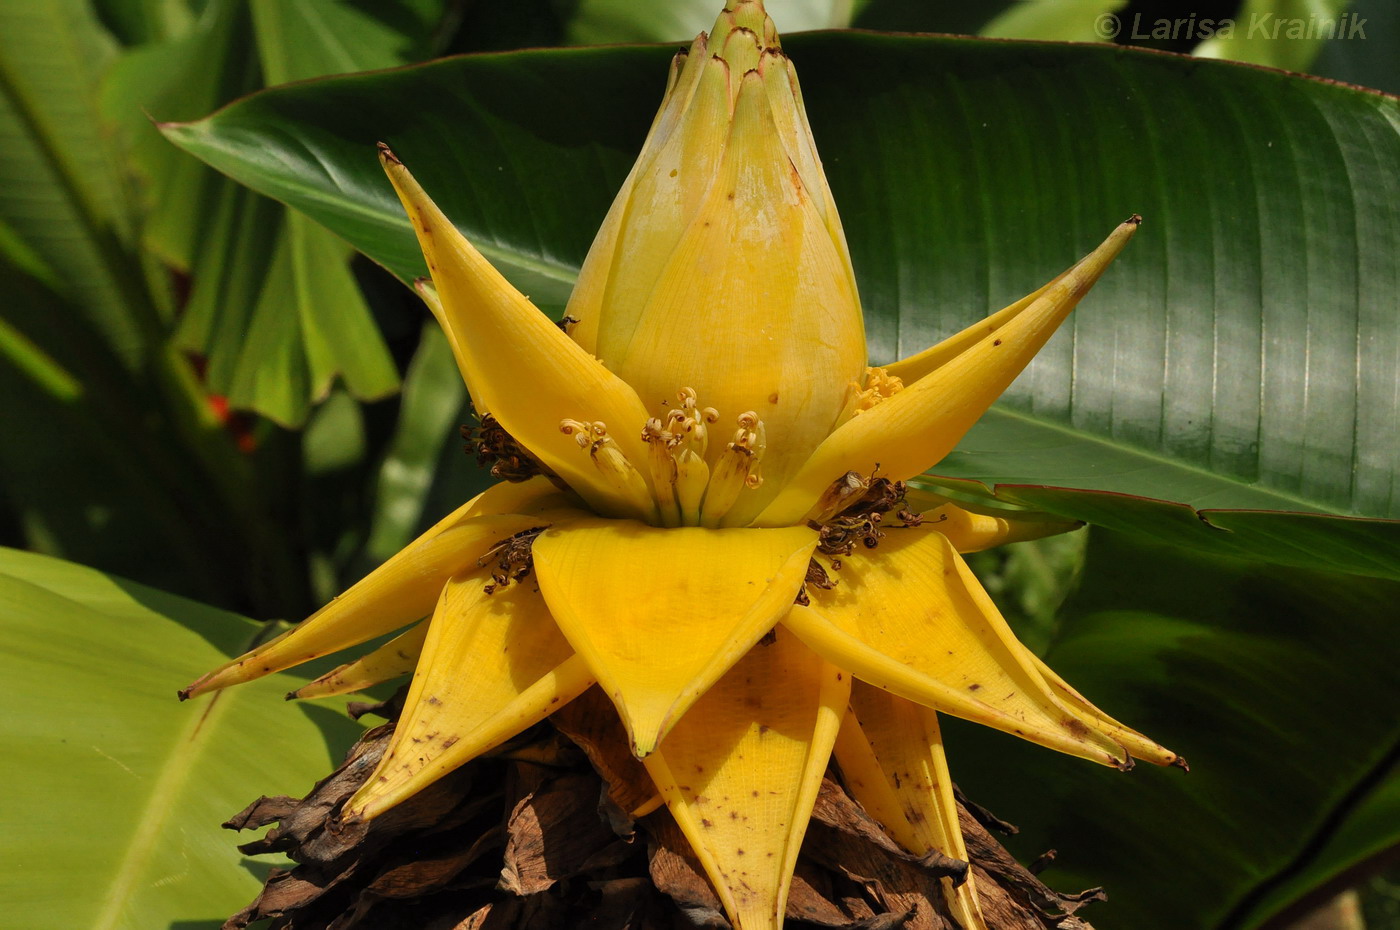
[0,547,363,929]
[950,528,1400,929]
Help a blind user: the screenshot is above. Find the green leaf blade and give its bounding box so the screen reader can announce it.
[0,547,362,930]
[0,0,153,361]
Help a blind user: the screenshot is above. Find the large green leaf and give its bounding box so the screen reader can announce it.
[1246,760,1400,927]
[947,528,1400,930]
[161,34,1400,575]
[979,0,1126,42]
[99,0,428,424]
[0,0,153,363]
[0,546,362,929]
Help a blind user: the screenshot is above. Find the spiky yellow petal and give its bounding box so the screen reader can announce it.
[643,625,848,930]
[755,218,1140,527]
[834,685,988,930]
[378,147,656,520]
[923,502,1082,553]
[288,621,428,699]
[180,509,551,699]
[531,518,816,756]
[883,265,1072,386]
[349,572,594,819]
[1019,649,1181,767]
[782,526,1142,767]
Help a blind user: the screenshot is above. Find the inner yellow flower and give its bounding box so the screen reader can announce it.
[180,3,1178,928]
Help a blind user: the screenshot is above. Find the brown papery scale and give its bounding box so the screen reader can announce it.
[218,698,1106,929]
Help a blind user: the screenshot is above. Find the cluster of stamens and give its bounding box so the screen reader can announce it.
[796,469,922,604]
[463,413,547,483]
[642,388,767,527]
[479,527,546,595]
[560,387,766,528]
[836,366,904,426]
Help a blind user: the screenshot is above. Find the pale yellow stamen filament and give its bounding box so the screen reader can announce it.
[560,418,657,521]
[675,448,710,525]
[567,390,765,528]
[699,410,765,528]
[642,417,683,527]
[642,393,719,526]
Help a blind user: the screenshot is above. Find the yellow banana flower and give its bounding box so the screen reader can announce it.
[182,3,1178,927]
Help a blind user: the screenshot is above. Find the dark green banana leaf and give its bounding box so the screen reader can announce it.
[949,527,1400,930]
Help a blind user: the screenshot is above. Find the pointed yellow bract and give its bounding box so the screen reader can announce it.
[834,684,988,930]
[617,66,865,511]
[532,518,816,756]
[180,512,544,699]
[883,265,1071,386]
[755,218,1141,527]
[564,6,865,510]
[644,626,849,930]
[786,527,1140,767]
[570,44,727,359]
[349,571,594,819]
[923,502,1082,553]
[379,148,656,521]
[290,622,428,699]
[1020,649,1180,767]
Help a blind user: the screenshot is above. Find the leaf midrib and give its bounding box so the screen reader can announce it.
[90,690,235,930]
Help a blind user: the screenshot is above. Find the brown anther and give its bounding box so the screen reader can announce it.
[462,413,550,482]
[795,557,837,606]
[478,527,546,594]
[810,469,917,559]
[642,418,671,444]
